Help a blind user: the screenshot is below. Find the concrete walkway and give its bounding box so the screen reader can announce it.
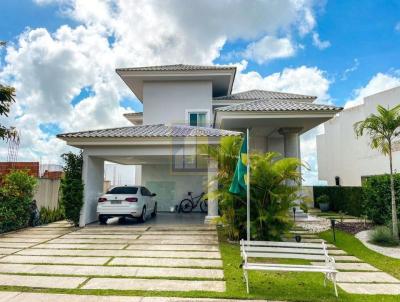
[0,292,274,302]
[0,221,225,294]
[288,228,400,295]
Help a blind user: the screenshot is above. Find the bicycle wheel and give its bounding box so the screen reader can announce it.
[180,199,194,213]
[200,199,208,213]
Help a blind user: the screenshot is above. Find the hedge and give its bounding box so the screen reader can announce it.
[313,186,364,216]
[60,152,84,226]
[362,174,400,225]
[0,170,37,233]
[313,174,400,224]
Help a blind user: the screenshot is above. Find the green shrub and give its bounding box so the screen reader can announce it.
[0,170,37,233]
[249,152,299,241]
[60,152,84,226]
[362,174,400,225]
[338,210,347,223]
[205,137,300,241]
[300,202,308,213]
[39,207,65,225]
[313,186,364,216]
[369,226,399,246]
[316,194,329,205]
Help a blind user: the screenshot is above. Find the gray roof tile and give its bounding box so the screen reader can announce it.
[213,89,316,101]
[215,99,342,112]
[57,124,241,139]
[123,112,143,117]
[116,64,236,72]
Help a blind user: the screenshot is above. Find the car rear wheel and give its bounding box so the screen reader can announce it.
[151,203,157,217]
[99,215,108,225]
[139,206,147,222]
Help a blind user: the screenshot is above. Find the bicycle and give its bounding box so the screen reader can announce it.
[179,191,208,213]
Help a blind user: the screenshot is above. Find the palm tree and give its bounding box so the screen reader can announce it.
[0,41,17,141]
[0,85,16,140]
[354,104,400,241]
[203,137,303,240]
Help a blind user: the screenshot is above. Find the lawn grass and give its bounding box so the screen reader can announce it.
[219,238,400,302]
[320,229,400,279]
[0,228,400,301]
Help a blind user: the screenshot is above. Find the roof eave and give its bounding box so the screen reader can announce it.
[115,68,236,101]
[57,135,240,148]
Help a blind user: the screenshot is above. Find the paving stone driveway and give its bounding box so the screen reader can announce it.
[0,291,272,302]
[0,221,226,293]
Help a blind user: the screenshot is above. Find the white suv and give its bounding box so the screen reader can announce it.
[97,186,157,224]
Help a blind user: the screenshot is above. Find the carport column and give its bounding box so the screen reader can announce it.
[205,158,219,224]
[80,153,104,227]
[278,127,303,206]
[278,127,302,161]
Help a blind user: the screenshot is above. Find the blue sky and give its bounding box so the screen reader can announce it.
[217,1,400,106]
[1,0,400,183]
[2,0,400,108]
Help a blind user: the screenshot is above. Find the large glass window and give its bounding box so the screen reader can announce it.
[189,112,207,127]
[172,141,208,172]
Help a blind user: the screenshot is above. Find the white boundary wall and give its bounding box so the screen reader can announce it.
[317,86,400,186]
[34,178,61,210]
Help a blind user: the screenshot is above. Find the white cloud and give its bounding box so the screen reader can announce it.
[234,61,331,102]
[395,22,400,32]
[243,36,296,64]
[341,58,359,81]
[344,72,400,108]
[312,32,330,50]
[1,0,322,163]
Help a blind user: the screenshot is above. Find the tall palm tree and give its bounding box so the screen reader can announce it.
[0,85,16,140]
[0,41,17,141]
[354,104,400,241]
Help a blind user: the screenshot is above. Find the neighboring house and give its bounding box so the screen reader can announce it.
[57,64,341,226]
[317,86,400,186]
[0,162,39,177]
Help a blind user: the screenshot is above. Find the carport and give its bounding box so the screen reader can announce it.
[57,124,241,227]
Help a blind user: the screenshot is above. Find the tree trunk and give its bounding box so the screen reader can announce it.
[389,144,399,241]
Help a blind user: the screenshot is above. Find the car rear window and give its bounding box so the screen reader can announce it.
[106,187,138,194]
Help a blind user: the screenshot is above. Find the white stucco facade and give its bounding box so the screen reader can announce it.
[143,81,212,125]
[58,64,340,226]
[317,86,400,186]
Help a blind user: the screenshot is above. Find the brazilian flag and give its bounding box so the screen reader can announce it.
[229,135,248,195]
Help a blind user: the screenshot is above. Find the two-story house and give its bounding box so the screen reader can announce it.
[58,64,341,226]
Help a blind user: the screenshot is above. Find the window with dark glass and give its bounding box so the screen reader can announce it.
[189,112,207,127]
[141,187,151,196]
[107,186,138,194]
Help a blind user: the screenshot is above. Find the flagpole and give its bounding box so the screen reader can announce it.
[246,128,250,244]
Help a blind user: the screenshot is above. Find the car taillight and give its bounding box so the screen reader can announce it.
[98,197,107,202]
[125,197,138,202]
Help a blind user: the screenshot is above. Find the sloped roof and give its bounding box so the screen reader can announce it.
[215,99,342,112]
[57,124,241,139]
[213,89,316,101]
[123,112,143,117]
[123,112,143,125]
[116,64,236,72]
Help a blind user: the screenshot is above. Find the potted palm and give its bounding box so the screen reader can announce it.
[317,194,330,212]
